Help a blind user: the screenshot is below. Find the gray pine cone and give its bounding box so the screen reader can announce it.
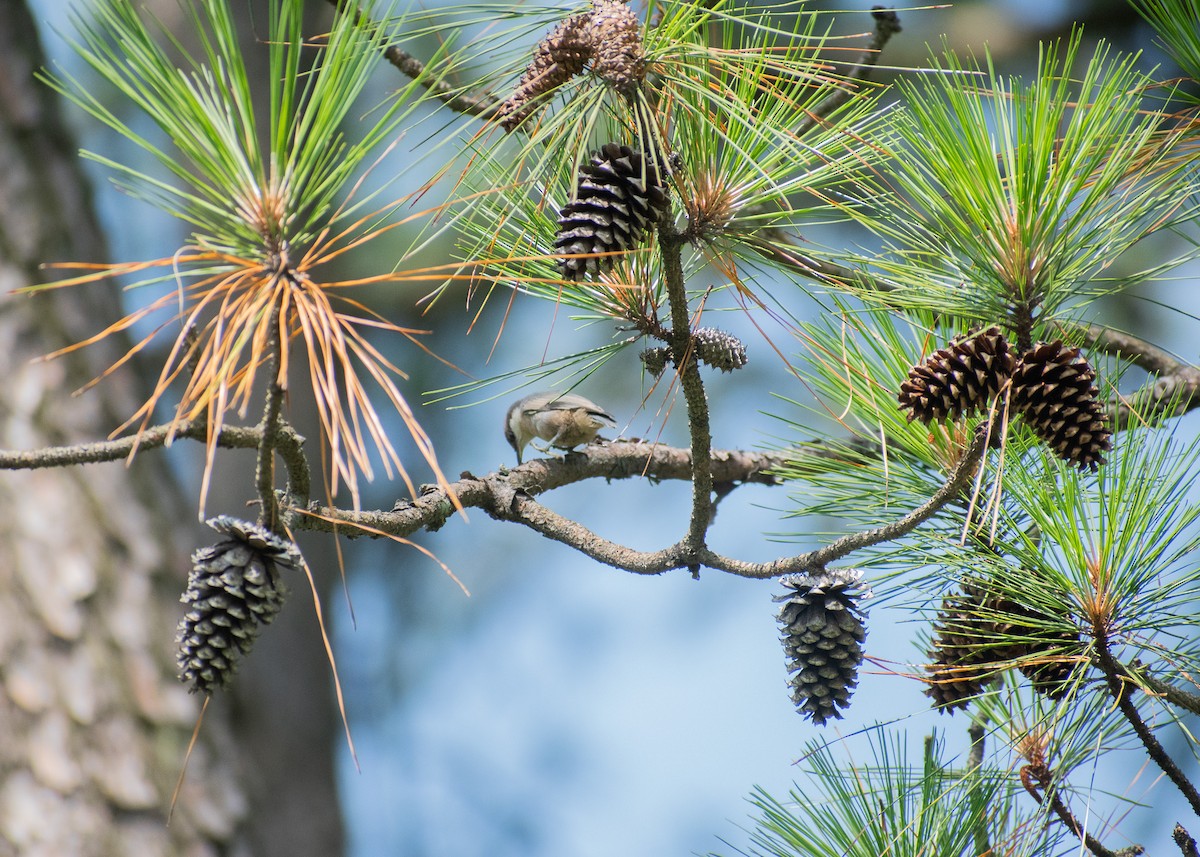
[774,569,870,725]
[176,516,301,694]
[556,143,669,280]
[692,327,747,372]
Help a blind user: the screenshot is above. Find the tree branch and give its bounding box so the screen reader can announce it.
[255,301,285,530]
[1175,823,1200,857]
[659,220,715,568]
[0,419,310,505]
[795,7,901,139]
[328,0,501,121]
[1067,323,1200,429]
[294,427,985,579]
[967,718,992,857]
[1093,623,1200,817]
[1019,762,1137,857]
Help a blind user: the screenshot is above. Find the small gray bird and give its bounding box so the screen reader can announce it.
[504,391,616,464]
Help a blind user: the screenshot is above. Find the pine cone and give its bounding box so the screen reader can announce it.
[925,581,1018,712]
[176,516,301,694]
[585,0,645,91]
[497,1,644,132]
[498,12,592,131]
[692,327,747,372]
[1017,621,1081,700]
[927,578,1081,710]
[898,327,1015,424]
[774,569,870,725]
[1010,341,1111,471]
[556,143,669,279]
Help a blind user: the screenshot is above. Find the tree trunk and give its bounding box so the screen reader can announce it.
[0,3,279,854]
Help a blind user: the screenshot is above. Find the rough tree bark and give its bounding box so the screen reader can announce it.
[0,3,340,855]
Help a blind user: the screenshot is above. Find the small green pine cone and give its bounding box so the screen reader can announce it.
[774,569,870,725]
[176,516,301,694]
[640,346,670,377]
[691,327,747,373]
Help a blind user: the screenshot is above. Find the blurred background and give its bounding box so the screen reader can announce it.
[27,0,1198,854]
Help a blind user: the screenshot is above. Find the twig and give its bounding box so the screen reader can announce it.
[795,7,902,139]
[738,230,899,293]
[0,420,310,504]
[1060,322,1200,429]
[1093,624,1200,817]
[1019,762,1130,857]
[659,220,715,568]
[1133,667,1200,718]
[1175,823,1200,857]
[255,302,285,530]
[1073,323,1189,376]
[327,0,501,120]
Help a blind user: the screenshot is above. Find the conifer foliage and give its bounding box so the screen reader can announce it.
[19,0,1200,853]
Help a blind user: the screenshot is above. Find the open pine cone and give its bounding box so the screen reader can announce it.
[898,327,1015,424]
[497,0,644,131]
[1010,341,1111,471]
[176,516,301,694]
[775,569,870,725]
[555,143,669,279]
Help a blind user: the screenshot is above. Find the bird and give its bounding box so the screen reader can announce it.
[503,391,616,464]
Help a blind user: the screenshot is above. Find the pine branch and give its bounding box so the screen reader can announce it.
[1093,623,1200,817]
[1019,762,1136,857]
[659,220,715,570]
[295,427,985,579]
[967,719,993,857]
[255,302,285,530]
[1175,823,1200,857]
[1065,323,1200,428]
[0,419,310,504]
[326,0,501,121]
[795,7,901,139]
[1133,667,1200,717]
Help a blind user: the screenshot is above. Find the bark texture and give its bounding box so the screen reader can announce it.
[0,3,249,854]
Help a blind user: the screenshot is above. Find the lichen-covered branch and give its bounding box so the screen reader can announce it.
[657,220,716,567]
[295,428,984,579]
[0,419,310,504]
